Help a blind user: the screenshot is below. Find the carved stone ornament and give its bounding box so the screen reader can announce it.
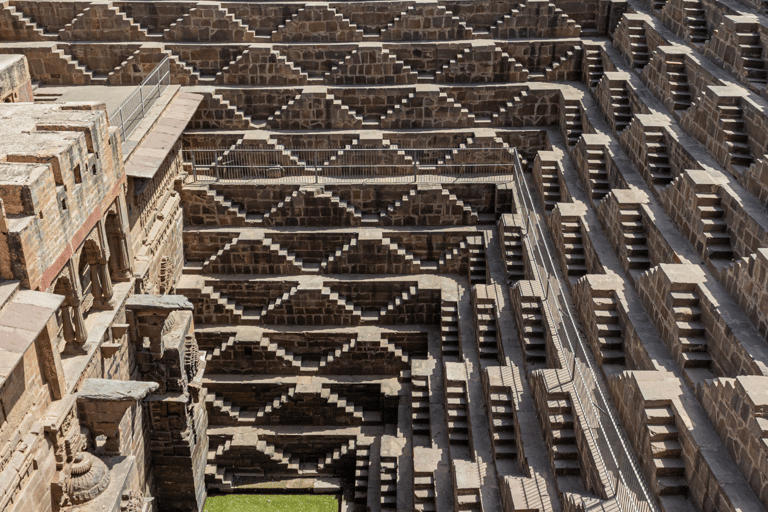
[120,490,144,512]
[64,452,111,504]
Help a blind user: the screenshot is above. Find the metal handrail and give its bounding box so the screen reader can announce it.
[184,146,517,183]
[510,148,658,512]
[112,57,171,143]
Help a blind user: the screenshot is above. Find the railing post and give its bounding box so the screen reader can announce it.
[191,150,197,182]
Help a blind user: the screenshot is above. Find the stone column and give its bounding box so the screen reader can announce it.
[73,301,88,343]
[99,262,114,301]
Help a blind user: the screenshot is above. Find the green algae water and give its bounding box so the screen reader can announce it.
[203,494,338,512]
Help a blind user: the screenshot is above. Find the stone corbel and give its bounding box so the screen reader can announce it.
[101,323,129,358]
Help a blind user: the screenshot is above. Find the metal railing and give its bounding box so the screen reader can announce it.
[112,57,171,143]
[184,146,516,183]
[510,148,658,512]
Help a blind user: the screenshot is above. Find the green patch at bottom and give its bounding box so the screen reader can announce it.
[203,494,338,512]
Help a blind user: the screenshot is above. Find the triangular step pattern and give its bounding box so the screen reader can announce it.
[490,0,580,38]
[272,3,364,42]
[381,2,473,41]
[381,86,475,129]
[436,44,527,83]
[59,2,150,41]
[163,5,257,42]
[216,48,308,85]
[267,89,363,130]
[328,47,418,85]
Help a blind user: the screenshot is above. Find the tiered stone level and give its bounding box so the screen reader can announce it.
[1,0,768,510]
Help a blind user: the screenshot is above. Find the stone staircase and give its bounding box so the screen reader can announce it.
[517,298,547,366]
[608,79,633,132]
[198,285,258,323]
[475,299,500,361]
[584,46,605,88]
[718,99,754,170]
[643,405,690,502]
[735,30,767,88]
[381,2,473,41]
[412,372,431,437]
[205,335,237,362]
[618,204,652,270]
[558,216,588,281]
[163,6,257,42]
[644,128,675,187]
[563,99,584,148]
[205,392,257,424]
[2,5,58,40]
[545,393,580,478]
[201,237,240,273]
[697,191,734,261]
[665,54,692,111]
[259,337,303,371]
[591,292,625,365]
[256,388,297,421]
[671,288,712,370]
[414,470,437,511]
[501,224,526,284]
[354,444,370,505]
[585,143,611,200]
[441,300,462,361]
[316,439,356,473]
[60,2,149,41]
[380,450,398,511]
[467,236,488,285]
[683,0,709,45]
[446,380,471,446]
[272,4,364,42]
[626,16,649,69]
[486,379,517,460]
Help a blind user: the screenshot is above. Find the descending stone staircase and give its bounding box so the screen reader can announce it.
[618,203,652,271]
[412,372,431,437]
[563,99,584,148]
[584,143,611,201]
[644,128,675,187]
[558,216,588,281]
[591,292,625,365]
[475,299,500,361]
[608,79,633,132]
[696,190,734,261]
[441,300,462,361]
[205,391,257,424]
[584,46,605,88]
[643,405,690,503]
[626,16,649,69]
[2,5,59,40]
[545,392,580,478]
[671,288,712,370]
[467,236,488,285]
[517,298,548,366]
[316,439,356,473]
[446,380,471,446]
[354,444,370,505]
[683,0,709,45]
[718,99,754,170]
[486,379,517,460]
[205,335,237,362]
[256,388,297,421]
[665,53,692,111]
[380,450,398,511]
[501,223,526,284]
[734,29,768,88]
[414,470,437,511]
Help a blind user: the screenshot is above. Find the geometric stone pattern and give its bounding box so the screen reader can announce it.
[2,0,768,510]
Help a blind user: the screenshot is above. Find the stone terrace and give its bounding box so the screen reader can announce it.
[2,0,768,510]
